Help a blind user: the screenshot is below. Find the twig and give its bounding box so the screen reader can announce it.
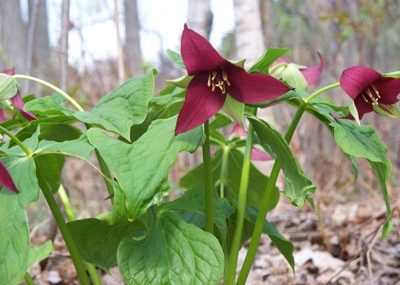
[366,225,382,285]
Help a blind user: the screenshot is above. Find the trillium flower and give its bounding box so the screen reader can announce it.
[340,66,400,119]
[0,68,36,121]
[0,161,18,193]
[175,25,291,134]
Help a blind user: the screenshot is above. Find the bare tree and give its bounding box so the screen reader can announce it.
[60,0,70,91]
[115,0,126,83]
[187,0,213,38]
[124,0,142,76]
[0,0,28,72]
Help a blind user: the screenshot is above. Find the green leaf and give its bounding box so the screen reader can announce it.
[249,117,316,206]
[24,93,75,116]
[0,191,52,285]
[88,117,203,218]
[75,70,157,141]
[249,48,289,74]
[246,206,294,270]
[281,63,308,91]
[0,73,18,100]
[222,96,244,125]
[331,119,392,237]
[117,211,224,285]
[163,188,234,249]
[35,154,65,194]
[166,49,185,69]
[68,218,139,271]
[0,156,40,206]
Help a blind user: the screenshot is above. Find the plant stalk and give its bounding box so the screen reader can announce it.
[202,120,214,233]
[219,146,230,198]
[0,125,31,156]
[225,123,254,285]
[237,106,306,285]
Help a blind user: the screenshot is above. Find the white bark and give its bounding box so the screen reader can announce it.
[60,0,70,91]
[233,0,264,65]
[187,0,212,39]
[124,0,142,76]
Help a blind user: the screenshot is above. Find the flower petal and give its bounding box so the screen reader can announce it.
[300,52,324,85]
[175,73,226,134]
[225,63,291,104]
[251,148,272,161]
[373,77,400,105]
[0,161,18,193]
[340,66,381,99]
[11,93,36,121]
[354,95,373,119]
[181,24,225,75]
[0,110,5,121]
[1,68,15,75]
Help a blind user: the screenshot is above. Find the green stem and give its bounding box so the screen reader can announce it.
[12,74,84,112]
[24,273,36,285]
[305,82,340,103]
[225,123,254,285]
[219,146,230,198]
[202,121,214,233]
[0,125,31,156]
[236,106,306,285]
[383,70,400,78]
[41,187,91,285]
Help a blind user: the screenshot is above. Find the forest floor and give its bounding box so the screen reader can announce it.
[25,163,400,285]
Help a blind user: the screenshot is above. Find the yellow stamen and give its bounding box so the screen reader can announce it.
[371,85,381,99]
[207,73,211,87]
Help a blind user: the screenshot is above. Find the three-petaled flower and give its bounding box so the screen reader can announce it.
[175,25,291,134]
[340,66,400,119]
[0,68,36,121]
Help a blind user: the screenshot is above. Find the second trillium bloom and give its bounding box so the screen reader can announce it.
[175,25,291,134]
[340,66,400,119]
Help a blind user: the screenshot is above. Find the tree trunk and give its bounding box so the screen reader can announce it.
[233,0,264,65]
[124,0,142,76]
[0,0,28,72]
[60,0,70,91]
[187,0,213,39]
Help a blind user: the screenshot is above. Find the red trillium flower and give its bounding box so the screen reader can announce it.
[175,25,291,134]
[0,161,18,193]
[340,66,400,119]
[0,68,36,121]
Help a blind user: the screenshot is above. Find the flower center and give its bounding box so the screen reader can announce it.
[361,85,381,106]
[207,68,231,94]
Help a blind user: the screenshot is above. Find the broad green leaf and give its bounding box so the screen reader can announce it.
[249,48,289,74]
[331,119,392,237]
[0,156,40,206]
[35,154,65,194]
[249,117,316,206]
[24,93,75,116]
[88,117,203,218]
[117,211,224,285]
[246,206,294,270]
[68,218,139,271]
[5,126,40,156]
[0,73,18,100]
[75,70,157,140]
[166,49,185,69]
[35,134,94,161]
[163,188,234,249]
[222,96,244,124]
[0,191,52,285]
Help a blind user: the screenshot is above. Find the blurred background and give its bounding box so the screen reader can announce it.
[1,1,400,284]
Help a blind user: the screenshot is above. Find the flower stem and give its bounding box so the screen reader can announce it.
[12,74,84,112]
[41,187,91,285]
[236,106,306,285]
[225,123,254,285]
[383,70,400,78]
[0,125,31,156]
[202,120,214,233]
[24,273,36,285]
[219,146,230,198]
[305,82,340,103]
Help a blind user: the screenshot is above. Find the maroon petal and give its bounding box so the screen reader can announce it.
[354,95,373,119]
[340,66,381,100]
[373,77,400,105]
[0,110,5,121]
[11,94,36,121]
[1,68,15,75]
[251,148,272,161]
[0,161,18,193]
[175,73,226,134]
[225,63,291,104]
[300,52,324,85]
[181,24,225,75]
